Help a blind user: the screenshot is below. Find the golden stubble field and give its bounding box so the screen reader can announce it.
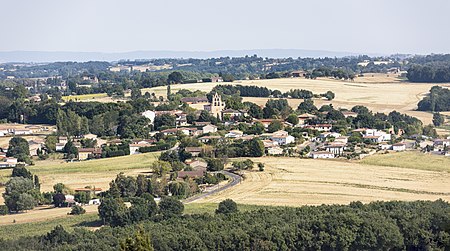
[142,77,449,125]
[193,156,450,206]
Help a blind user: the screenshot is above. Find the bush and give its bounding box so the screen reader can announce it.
[69,205,86,215]
[159,197,184,218]
[216,199,238,215]
[0,205,8,215]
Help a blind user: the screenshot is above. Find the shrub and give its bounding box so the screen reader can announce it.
[69,205,86,215]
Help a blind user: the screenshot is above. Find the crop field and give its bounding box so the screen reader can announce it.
[192,155,450,206]
[141,77,449,125]
[0,211,99,239]
[360,151,450,173]
[0,152,159,203]
[62,93,109,102]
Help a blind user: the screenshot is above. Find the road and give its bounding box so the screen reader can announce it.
[183,170,242,203]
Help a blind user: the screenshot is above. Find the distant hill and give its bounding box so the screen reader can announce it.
[0,49,374,63]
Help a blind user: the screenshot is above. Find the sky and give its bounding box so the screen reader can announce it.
[1,0,450,55]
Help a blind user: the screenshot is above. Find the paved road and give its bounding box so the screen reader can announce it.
[183,170,242,203]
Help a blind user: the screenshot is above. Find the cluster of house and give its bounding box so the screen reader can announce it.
[432,138,450,156]
[0,125,51,137]
[310,127,407,159]
[56,134,104,160]
[62,187,102,207]
[0,152,18,168]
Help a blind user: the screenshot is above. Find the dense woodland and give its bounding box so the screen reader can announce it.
[418,86,450,111]
[0,200,449,250]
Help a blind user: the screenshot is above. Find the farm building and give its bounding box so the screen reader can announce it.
[270,130,295,145]
[225,130,244,138]
[392,143,406,152]
[267,146,284,155]
[202,124,218,134]
[311,151,335,159]
[78,148,102,160]
[185,147,203,157]
[325,143,345,156]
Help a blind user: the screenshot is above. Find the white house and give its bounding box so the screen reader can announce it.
[270,130,295,145]
[335,136,349,144]
[129,141,153,155]
[311,151,335,159]
[306,124,332,132]
[56,143,65,152]
[392,143,406,151]
[14,129,32,135]
[433,139,450,151]
[225,130,244,138]
[363,135,384,143]
[379,142,392,150]
[141,110,156,124]
[325,143,345,156]
[320,132,341,139]
[202,124,218,134]
[88,199,101,205]
[267,146,284,155]
[83,133,98,140]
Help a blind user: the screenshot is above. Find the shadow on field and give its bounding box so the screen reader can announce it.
[75,219,103,228]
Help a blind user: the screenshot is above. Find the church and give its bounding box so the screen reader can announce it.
[203,92,226,119]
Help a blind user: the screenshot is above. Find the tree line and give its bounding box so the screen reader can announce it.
[1,200,449,250]
[418,86,450,111]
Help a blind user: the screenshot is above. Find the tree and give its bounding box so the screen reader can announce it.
[244,138,265,157]
[258,163,265,171]
[323,91,335,100]
[12,166,32,179]
[297,99,317,114]
[3,177,36,212]
[151,161,172,177]
[42,225,72,246]
[433,112,444,127]
[6,137,31,163]
[53,183,71,194]
[16,193,37,211]
[247,103,263,119]
[286,114,299,125]
[153,114,176,131]
[167,71,183,84]
[98,197,128,226]
[130,88,142,100]
[268,120,283,133]
[207,158,224,171]
[120,228,154,251]
[63,140,78,159]
[74,192,91,204]
[69,205,86,215]
[216,199,238,215]
[263,99,292,119]
[53,193,66,207]
[159,197,184,218]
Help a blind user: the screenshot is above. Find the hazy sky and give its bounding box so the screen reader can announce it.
[1,0,449,54]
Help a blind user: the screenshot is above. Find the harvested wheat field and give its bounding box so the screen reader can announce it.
[142,78,449,124]
[193,157,450,206]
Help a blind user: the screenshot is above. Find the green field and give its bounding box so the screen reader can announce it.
[28,152,160,175]
[0,203,275,240]
[360,151,450,173]
[0,213,100,240]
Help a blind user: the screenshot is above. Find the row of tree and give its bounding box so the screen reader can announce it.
[418,86,450,111]
[1,200,449,250]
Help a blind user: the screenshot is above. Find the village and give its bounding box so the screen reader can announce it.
[1,88,448,177]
